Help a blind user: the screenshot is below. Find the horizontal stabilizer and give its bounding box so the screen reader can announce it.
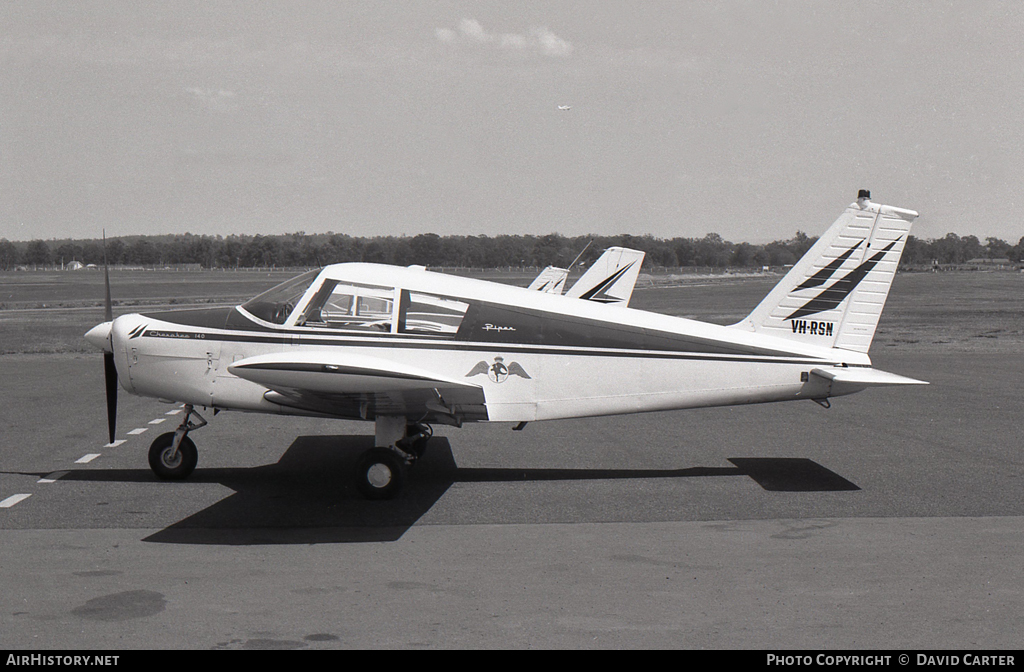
[811,366,927,396]
[811,367,928,386]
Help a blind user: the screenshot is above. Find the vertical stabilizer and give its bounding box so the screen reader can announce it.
[528,266,569,294]
[565,247,646,305]
[732,191,918,353]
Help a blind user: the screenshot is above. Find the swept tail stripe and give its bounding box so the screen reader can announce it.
[785,239,900,320]
[793,240,863,291]
[578,261,636,302]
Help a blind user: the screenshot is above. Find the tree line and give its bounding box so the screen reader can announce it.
[1,231,1022,272]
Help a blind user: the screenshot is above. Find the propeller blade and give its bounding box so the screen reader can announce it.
[104,351,118,444]
[102,230,116,443]
[102,230,112,322]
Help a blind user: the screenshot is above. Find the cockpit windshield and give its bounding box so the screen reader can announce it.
[240,269,320,324]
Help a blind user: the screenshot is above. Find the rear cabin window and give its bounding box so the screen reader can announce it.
[398,290,469,336]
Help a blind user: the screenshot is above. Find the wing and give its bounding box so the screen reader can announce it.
[229,351,488,425]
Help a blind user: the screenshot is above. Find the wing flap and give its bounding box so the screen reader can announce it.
[262,388,488,425]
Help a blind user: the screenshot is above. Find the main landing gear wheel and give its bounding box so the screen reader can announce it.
[355,447,406,500]
[148,433,198,480]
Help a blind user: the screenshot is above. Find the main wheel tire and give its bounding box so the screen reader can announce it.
[148,432,198,480]
[355,447,406,500]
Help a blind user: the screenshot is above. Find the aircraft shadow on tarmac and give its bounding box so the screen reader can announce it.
[60,436,859,545]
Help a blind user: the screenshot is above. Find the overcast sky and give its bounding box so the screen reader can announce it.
[2,1,1023,244]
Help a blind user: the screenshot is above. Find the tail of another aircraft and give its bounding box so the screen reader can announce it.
[528,266,569,294]
[732,191,918,354]
[565,247,646,305]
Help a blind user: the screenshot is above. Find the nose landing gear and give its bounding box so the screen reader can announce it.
[148,405,206,480]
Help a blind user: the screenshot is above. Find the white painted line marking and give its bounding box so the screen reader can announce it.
[75,454,101,464]
[165,409,183,415]
[104,440,127,448]
[148,418,166,425]
[1,494,32,508]
[128,428,148,435]
[38,471,69,483]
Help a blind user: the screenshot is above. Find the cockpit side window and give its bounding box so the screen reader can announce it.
[240,269,320,325]
[297,280,396,332]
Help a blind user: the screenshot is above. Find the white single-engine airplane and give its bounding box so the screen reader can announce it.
[86,190,926,499]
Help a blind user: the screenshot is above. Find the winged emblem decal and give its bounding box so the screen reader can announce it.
[466,356,531,384]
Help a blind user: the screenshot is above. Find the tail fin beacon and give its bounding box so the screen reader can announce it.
[732,191,918,354]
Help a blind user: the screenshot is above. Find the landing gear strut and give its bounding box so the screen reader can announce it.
[354,418,432,500]
[398,422,432,459]
[148,405,206,480]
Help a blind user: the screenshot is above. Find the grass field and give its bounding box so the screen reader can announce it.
[1,268,1021,356]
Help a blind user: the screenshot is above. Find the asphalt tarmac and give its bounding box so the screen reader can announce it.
[0,352,1021,649]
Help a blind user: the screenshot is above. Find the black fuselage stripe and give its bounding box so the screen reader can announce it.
[141,329,834,366]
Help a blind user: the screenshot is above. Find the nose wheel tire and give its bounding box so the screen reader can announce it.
[148,432,198,480]
[355,448,406,500]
